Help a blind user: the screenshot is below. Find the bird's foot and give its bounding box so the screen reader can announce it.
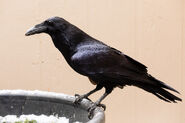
[74,94,83,104]
[88,103,106,119]
[98,103,106,111]
[74,94,91,104]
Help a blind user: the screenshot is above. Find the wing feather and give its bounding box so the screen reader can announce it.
[71,46,147,80]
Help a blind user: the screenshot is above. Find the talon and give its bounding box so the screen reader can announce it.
[74,94,83,104]
[74,94,92,104]
[88,104,97,119]
[75,94,80,97]
[88,110,94,119]
[97,104,106,111]
[87,103,106,119]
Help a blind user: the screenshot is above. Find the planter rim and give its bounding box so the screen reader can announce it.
[0,90,105,123]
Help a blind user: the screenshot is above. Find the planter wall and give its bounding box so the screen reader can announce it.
[0,90,105,123]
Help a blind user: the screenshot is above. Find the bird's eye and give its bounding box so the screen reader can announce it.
[45,20,54,26]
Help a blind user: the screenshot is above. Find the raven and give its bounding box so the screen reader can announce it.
[25,16,181,116]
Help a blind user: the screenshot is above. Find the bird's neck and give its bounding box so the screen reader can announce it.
[50,27,92,62]
[50,33,73,62]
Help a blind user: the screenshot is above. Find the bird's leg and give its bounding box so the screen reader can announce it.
[88,87,113,119]
[94,92,108,110]
[74,85,103,104]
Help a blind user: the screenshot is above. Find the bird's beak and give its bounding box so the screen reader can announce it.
[25,24,47,36]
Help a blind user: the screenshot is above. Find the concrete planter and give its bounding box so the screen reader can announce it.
[0,90,105,123]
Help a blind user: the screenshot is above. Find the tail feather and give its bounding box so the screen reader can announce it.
[152,93,171,103]
[134,79,182,103]
[152,87,182,102]
[148,74,180,94]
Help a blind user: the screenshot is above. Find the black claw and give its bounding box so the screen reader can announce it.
[88,111,94,119]
[97,104,106,111]
[74,94,92,104]
[88,104,97,119]
[75,94,80,97]
[87,103,106,119]
[74,94,83,104]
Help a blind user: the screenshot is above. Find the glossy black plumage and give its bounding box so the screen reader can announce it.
[26,17,181,106]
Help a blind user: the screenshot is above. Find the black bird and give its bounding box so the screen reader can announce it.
[25,17,181,115]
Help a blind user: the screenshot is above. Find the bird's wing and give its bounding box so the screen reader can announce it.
[71,46,148,82]
[111,47,147,73]
[71,45,180,92]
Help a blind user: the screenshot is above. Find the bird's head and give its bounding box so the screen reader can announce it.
[25,16,69,36]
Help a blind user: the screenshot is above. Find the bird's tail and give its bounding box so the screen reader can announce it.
[135,75,182,103]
